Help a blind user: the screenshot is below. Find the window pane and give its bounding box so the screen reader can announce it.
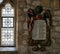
[2,3,14,17]
[1,3,15,46]
[1,28,14,46]
[0,0,3,4]
[2,18,13,27]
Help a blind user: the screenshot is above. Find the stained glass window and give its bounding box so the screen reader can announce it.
[1,28,14,46]
[2,3,14,17]
[2,18,13,27]
[0,0,3,4]
[1,3,14,46]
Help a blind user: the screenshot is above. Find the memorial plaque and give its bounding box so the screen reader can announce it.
[32,20,46,40]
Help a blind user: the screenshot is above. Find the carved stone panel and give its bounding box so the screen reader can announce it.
[32,20,46,40]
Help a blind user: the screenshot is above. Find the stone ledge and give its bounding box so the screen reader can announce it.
[0,47,17,51]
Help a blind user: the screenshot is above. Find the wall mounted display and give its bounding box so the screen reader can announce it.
[27,5,52,51]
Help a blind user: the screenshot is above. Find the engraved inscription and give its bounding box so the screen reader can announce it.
[32,20,46,40]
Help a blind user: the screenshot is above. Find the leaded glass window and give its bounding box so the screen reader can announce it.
[1,28,14,46]
[2,3,14,17]
[0,0,3,4]
[1,3,14,46]
[2,18,13,27]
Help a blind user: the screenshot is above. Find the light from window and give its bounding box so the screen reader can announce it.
[0,0,3,4]
[1,3,14,46]
[1,28,14,46]
[2,18,13,27]
[2,3,14,17]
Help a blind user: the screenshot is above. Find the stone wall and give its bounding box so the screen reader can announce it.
[18,0,60,54]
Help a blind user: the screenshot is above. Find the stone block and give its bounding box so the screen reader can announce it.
[52,20,60,26]
[26,5,31,9]
[22,40,28,45]
[53,0,59,9]
[55,26,60,32]
[22,35,29,40]
[23,31,29,36]
[32,1,41,7]
[41,0,49,7]
[24,8,28,12]
[55,39,60,45]
[18,9,22,16]
[52,21,57,26]
[18,36,23,45]
[19,16,25,22]
[19,2,26,8]
[19,45,28,54]
[52,16,60,21]
[23,22,28,30]
[51,32,60,38]
[52,26,60,32]
[26,0,31,4]
[54,11,60,15]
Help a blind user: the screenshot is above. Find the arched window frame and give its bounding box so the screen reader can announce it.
[0,0,17,47]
